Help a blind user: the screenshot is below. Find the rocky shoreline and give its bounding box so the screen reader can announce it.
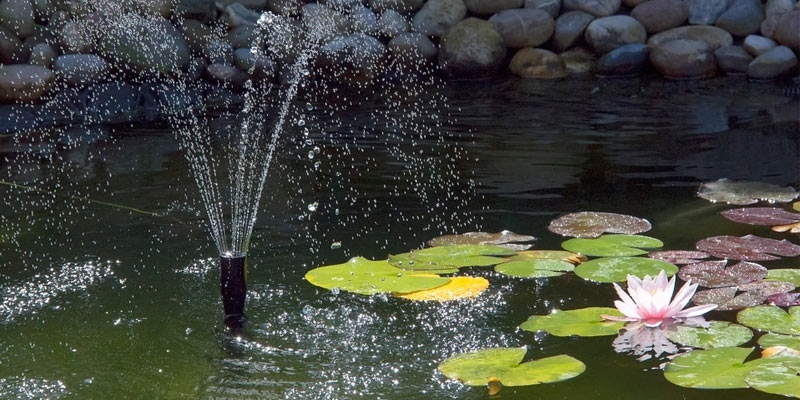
[0,0,798,107]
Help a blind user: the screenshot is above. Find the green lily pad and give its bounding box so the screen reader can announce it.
[663,321,753,350]
[389,244,515,272]
[767,269,800,286]
[664,347,756,389]
[548,211,652,238]
[574,257,678,283]
[495,259,575,278]
[738,305,800,335]
[746,357,800,398]
[438,347,585,386]
[561,235,663,257]
[795,202,800,212]
[427,231,535,251]
[305,257,450,295]
[509,250,585,263]
[520,307,625,337]
[759,333,800,351]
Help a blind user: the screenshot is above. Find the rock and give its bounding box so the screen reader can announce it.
[596,43,649,75]
[233,47,275,79]
[744,35,777,56]
[0,64,54,102]
[134,0,172,17]
[317,33,387,84]
[715,0,764,36]
[99,15,191,74]
[204,40,234,65]
[174,0,216,22]
[688,0,726,25]
[228,25,257,48]
[350,5,378,35]
[0,25,26,63]
[217,0,268,8]
[766,0,794,16]
[584,15,646,54]
[622,0,645,6]
[46,9,67,31]
[488,8,553,48]
[388,31,437,64]
[82,81,147,124]
[525,0,561,17]
[0,0,34,39]
[509,47,566,78]
[463,0,522,15]
[206,63,250,88]
[28,42,55,66]
[761,14,781,38]
[650,39,716,79]
[180,19,214,54]
[631,0,688,34]
[647,25,733,50]
[53,54,107,85]
[714,45,752,73]
[377,10,408,37]
[59,21,93,54]
[775,10,800,51]
[33,0,54,23]
[224,3,261,27]
[268,0,303,15]
[411,0,466,37]
[552,10,594,52]
[368,0,424,13]
[563,0,620,17]
[302,3,349,42]
[747,45,799,79]
[560,46,595,74]
[438,18,506,77]
[185,56,207,80]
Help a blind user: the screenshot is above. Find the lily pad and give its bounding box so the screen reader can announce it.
[396,276,489,301]
[696,235,800,261]
[520,307,625,337]
[746,357,800,398]
[769,293,800,307]
[677,260,767,288]
[759,333,800,351]
[495,259,575,278]
[693,282,795,311]
[665,347,776,389]
[738,305,800,335]
[509,250,586,264]
[438,347,585,387]
[305,257,450,295]
[427,231,536,251]
[388,244,515,272]
[548,211,652,238]
[795,202,800,212]
[663,321,753,350]
[721,207,800,226]
[767,269,800,286]
[574,257,677,283]
[562,234,663,257]
[648,250,710,265]
[697,179,799,205]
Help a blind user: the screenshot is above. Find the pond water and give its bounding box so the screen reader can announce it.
[1,77,798,399]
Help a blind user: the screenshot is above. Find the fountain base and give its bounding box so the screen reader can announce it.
[219,254,247,330]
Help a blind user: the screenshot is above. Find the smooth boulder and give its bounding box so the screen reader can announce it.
[28,42,56,67]
[563,0,619,17]
[552,10,594,52]
[525,0,561,17]
[747,45,799,79]
[584,15,646,54]
[596,43,649,76]
[389,32,437,64]
[488,8,554,48]
[0,0,34,39]
[233,48,276,79]
[464,0,523,15]
[318,33,387,84]
[368,0,424,13]
[438,18,506,77]
[0,64,54,102]
[774,10,800,51]
[53,54,108,85]
[715,45,753,73]
[509,47,566,78]
[688,0,726,25]
[560,46,596,74]
[650,39,716,79]
[206,63,250,88]
[377,10,408,37]
[743,35,777,57]
[715,0,764,36]
[99,15,191,74]
[647,25,733,50]
[0,24,25,63]
[411,0,466,37]
[631,0,688,34]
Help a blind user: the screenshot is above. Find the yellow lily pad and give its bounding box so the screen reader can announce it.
[396,276,489,301]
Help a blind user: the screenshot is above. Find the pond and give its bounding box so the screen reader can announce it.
[1,77,798,399]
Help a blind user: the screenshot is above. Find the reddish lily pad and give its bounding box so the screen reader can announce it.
[721,208,800,226]
[697,179,798,205]
[677,260,767,288]
[648,250,710,265]
[695,235,800,261]
[693,281,796,311]
[547,211,652,238]
[768,293,800,307]
[427,231,536,251]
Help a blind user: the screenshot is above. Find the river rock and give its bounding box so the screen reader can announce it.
[650,39,716,79]
[302,3,349,42]
[204,40,234,65]
[388,31,437,64]
[46,9,67,31]
[747,45,799,79]
[378,10,408,37]
[228,25,257,48]
[552,10,594,52]
[185,57,207,80]
[715,0,764,36]
[206,63,250,88]
[525,0,561,17]
[596,43,649,75]
[134,0,172,17]
[464,0,522,15]
[224,3,261,27]
[688,0,727,25]
[412,0,466,37]
[218,0,268,8]
[766,0,794,16]
[0,0,34,39]
[631,0,688,34]
[174,0,216,22]
[438,18,506,77]
[488,8,554,48]
[647,25,733,50]
[563,0,620,17]
[509,47,566,78]
[560,46,595,74]
[59,21,93,54]
[0,25,25,63]
[368,0,424,13]
[584,15,646,54]
[33,0,54,23]
[180,19,214,54]
[53,54,107,85]
[0,64,54,102]
[622,0,645,6]
[774,10,800,51]
[318,33,387,84]
[744,35,777,56]
[714,45,752,73]
[350,5,378,35]
[760,14,781,38]
[99,15,191,74]
[268,0,303,15]
[233,47,275,79]
[28,42,55,66]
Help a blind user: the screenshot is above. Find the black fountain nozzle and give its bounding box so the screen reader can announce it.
[219,253,247,331]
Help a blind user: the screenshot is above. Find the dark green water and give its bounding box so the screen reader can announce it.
[1,77,799,399]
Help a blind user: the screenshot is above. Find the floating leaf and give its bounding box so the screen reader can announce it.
[437,347,585,387]
[746,357,800,398]
[562,234,663,257]
[396,276,489,301]
[769,293,800,307]
[738,305,800,335]
[693,287,766,311]
[768,269,800,286]
[389,244,515,272]
[759,333,800,351]
[574,257,677,283]
[495,259,575,278]
[677,260,767,288]
[697,179,798,205]
[305,257,450,295]
[795,202,800,212]
[547,211,652,238]
[665,347,784,389]
[721,207,800,226]
[663,321,753,350]
[427,231,536,251]
[774,222,800,233]
[648,250,710,265]
[696,235,800,261]
[739,281,796,296]
[520,307,625,337]
[509,250,586,264]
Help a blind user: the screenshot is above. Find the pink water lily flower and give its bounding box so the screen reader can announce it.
[604,270,717,328]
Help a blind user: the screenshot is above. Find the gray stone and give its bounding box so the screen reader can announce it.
[53,54,107,85]
[622,0,646,6]
[747,45,799,79]
[185,57,207,80]
[302,3,349,42]
[552,10,594,52]
[174,0,216,22]
[438,18,506,78]
[180,19,214,54]
[688,0,727,25]
[631,0,688,34]
[560,46,595,74]
[99,15,191,74]
[766,0,794,16]
[82,81,146,124]
[217,0,268,9]
[318,33,387,84]
[714,45,752,73]
[524,0,561,17]
[488,8,554,48]
[0,24,26,63]
[224,3,261,27]
[411,0,466,37]
[650,39,716,79]
[761,14,781,38]
[388,32,437,64]
[59,21,92,54]
[377,10,408,37]
[509,47,566,78]
[0,64,54,102]
[28,42,55,67]
[233,47,275,79]
[715,0,764,36]
[206,63,250,88]
[563,0,620,17]
[647,25,733,50]
[744,34,777,56]
[134,0,173,17]
[584,15,646,54]
[350,5,378,35]
[0,0,34,39]
[368,0,424,13]
[463,0,522,15]
[596,43,649,75]
[268,0,304,16]
[33,0,54,23]
[228,25,257,48]
[775,10,800,51]
[46,9,67,31]
[204,40,234,65]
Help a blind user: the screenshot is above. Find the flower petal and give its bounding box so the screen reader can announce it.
[673,303,717,319]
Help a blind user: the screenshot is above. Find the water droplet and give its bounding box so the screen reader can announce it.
[307,150,315,159]
[305,102,313,111]
[297,119,305,127]
[331,287,340,295]
[302,305,314,315]
[334,208,340,215]
[307,202,318,212]
[313,146,321,154]
[331,241,341,249]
